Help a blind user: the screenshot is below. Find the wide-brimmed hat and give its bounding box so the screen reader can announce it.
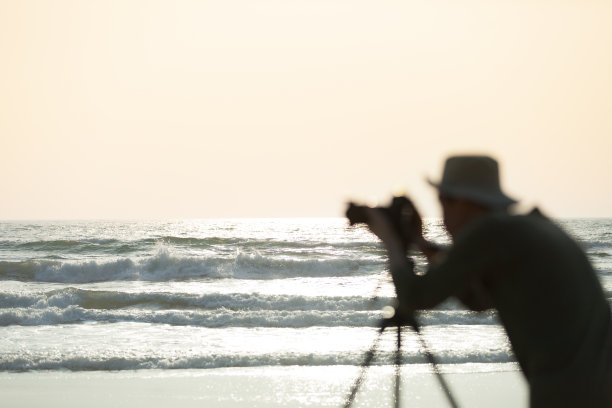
[428,155,517,208]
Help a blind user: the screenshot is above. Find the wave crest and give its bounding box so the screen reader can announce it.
[0,249,380,283]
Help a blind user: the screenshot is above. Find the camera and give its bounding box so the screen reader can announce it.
[346,195,418,250]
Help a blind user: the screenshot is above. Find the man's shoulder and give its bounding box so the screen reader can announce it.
[481,207,548,226]
[460,208,553,241]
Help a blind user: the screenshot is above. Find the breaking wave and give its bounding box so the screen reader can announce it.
[0,249,381,283]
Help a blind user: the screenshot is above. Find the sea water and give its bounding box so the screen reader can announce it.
[0,218,610,379]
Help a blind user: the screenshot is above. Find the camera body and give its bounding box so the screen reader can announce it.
[346,196,417,250]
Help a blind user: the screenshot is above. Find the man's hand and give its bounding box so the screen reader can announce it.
[362,207,405,253]
[361,199,425,254]
[399,199,424,250]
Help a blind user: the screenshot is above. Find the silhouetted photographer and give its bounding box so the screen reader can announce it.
[349,155,612,407]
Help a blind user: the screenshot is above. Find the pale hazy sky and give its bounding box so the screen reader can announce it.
[1,0,611,219]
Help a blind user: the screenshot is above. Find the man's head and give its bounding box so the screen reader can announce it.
[428,155,517,237]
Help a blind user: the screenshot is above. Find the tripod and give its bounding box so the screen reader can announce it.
[343,312,459,408]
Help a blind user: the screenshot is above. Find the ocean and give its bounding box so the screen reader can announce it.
[1,217,611,405]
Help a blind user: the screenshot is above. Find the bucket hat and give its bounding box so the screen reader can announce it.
[428,155,517,208]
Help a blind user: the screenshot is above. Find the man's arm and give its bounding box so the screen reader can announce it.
[416,239,493,311]
[455,281,494,311]
[363,208,455,313]
[417,238,446,264]
[366,208,500,311]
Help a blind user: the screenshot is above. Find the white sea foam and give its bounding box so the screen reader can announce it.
[0,286,499,327]
[0,306,499,328]
[0,288,392,311]
[0,350,516,372]
[0,323,514,371]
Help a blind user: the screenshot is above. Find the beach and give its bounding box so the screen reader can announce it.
[0,366,527,408]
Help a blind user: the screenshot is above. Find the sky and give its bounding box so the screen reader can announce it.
[1,0,611,219]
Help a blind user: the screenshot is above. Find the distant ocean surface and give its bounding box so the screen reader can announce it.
[1,218,611,373]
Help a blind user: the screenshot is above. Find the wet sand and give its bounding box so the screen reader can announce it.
[0,365,527,407]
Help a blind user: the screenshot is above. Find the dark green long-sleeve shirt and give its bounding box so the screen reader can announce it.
[391,210,612,406]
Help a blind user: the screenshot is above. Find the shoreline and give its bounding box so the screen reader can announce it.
[0,365,527,407]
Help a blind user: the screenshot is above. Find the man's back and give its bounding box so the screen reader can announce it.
[455,211,612,406]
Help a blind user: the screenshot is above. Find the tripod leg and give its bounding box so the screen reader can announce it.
[411,322,459,408]
[394,324,402,408]
[343,323,386,408]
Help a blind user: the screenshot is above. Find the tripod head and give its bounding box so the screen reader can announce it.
[381,306,419,331]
